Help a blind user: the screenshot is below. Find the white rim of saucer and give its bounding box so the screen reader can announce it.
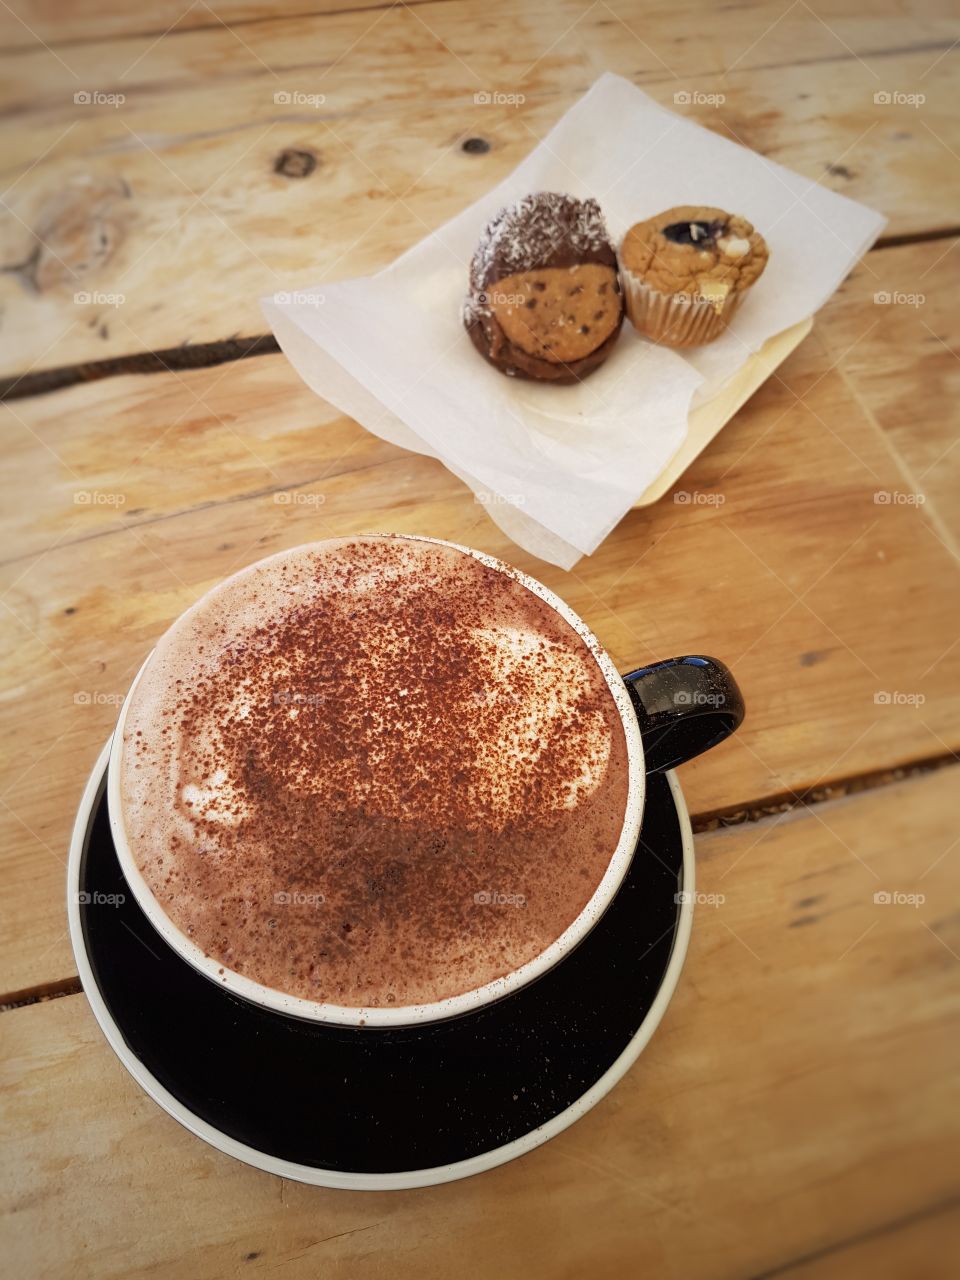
[105,534,647,1029]
[69,737,695,1191]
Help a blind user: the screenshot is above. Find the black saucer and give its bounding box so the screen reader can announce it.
[69,742,693,1188]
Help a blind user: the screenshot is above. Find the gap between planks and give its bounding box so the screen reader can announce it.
[1,751,956,1014]
[745,1193,960,1280]
[1,232,955,404]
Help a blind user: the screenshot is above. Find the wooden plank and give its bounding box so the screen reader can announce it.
[781,1204,960,1280]
[2,0,953,60]
[815,236,960,552]
[0,0,415,48]
[3,0,957,48]
[2,769,957,1278]
[635,318,813,506]
[2,321,959,995]
[0,2,956,376]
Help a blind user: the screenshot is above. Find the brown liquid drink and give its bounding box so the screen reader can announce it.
[119,537,630,1009]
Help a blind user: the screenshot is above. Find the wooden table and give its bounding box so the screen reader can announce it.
[2,3,958,1275]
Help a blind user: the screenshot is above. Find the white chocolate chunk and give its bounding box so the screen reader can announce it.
[719,236,751,259]
[697,279,732,311]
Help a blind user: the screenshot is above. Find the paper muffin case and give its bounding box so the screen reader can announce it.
[621,272,746,348]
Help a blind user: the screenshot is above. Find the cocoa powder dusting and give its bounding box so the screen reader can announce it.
[121,537,629,1007]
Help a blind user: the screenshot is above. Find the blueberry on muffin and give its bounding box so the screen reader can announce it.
[463,192,624,382]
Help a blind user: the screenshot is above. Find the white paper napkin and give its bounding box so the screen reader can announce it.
[262,73,885,569]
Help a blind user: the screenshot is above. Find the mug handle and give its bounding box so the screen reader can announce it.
[622,656,745,774]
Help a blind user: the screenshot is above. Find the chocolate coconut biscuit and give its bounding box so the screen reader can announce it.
[463,192,624,383]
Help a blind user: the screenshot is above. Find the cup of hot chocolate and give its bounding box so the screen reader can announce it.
[108,534,743,1028]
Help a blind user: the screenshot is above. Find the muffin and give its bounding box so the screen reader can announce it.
[463,192,624,382]
[619,207,768,347]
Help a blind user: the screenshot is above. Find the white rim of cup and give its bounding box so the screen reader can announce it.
[106,534,647,1028]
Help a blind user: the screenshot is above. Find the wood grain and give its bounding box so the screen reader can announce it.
[0,0,425,48]
[816,236,960,552]
[778,1204,960,1280]
[2,768,957,1278]
[0,1,956,376]
[3,0,953,66]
